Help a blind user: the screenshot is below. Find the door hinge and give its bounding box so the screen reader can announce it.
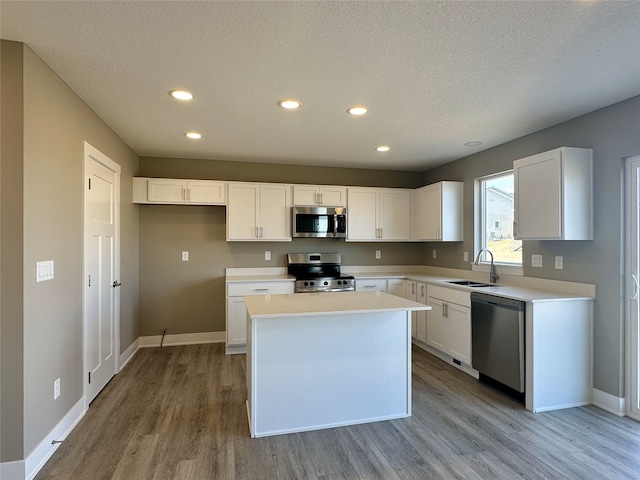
[88,178,91,190]
[88,274,91,287]
[88,371,91,384]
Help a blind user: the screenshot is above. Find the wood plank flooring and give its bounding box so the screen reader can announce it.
[35,344,640,480]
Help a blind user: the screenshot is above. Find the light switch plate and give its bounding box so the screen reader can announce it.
[532,254,543,268]
[181,251,189,261]
[555,256,563,269]
[54,378,60,400]
[36,260,54,282]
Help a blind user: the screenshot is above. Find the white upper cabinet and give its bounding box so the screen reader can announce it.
[514,147,593,240]
[227,183,292,241]
[293,185,347,206]
[347,187,411,241]
[133,178,226,205]
[413,181,463,241]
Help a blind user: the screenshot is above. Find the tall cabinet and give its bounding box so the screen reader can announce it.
[514,147,593,240]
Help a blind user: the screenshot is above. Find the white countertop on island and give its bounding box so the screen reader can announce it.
[244,290,430,318]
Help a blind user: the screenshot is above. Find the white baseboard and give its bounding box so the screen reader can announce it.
[1,460,25,480]
[23,398,85,480]
[139,331,225,348]
[119,338,140,371]
[592,388,626,416]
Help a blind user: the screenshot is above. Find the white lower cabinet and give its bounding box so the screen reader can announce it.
[426,285,471,365]
[405,281,417,337]
[225,281,294,353]
[415,283,428,343]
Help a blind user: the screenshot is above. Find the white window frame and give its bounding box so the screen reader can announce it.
[473,171,523,278]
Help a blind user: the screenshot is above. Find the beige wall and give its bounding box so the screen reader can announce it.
[1,40,26,463]
[137,158,425,336]
[1,41,140,462]
[421,97,640,398]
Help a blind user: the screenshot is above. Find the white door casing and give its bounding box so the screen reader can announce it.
[84,142,120,406]
[626,155,640,420]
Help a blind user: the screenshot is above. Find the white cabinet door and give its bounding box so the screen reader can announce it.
[260,184,291,240]
[416,283,428,343]
[147,178,187,203]
[386,279,405,298]
[347,188,378,240]
[319,186,346,206]
[227,183,259,240]
[415,182,463,242]
[227,296,248,346]
[292,185,320,205]
[405,281,417,338]
[514,147,593,240]
[448,303,471,364]
[187,180,225,205]
[427,297,448,351]
[379,189,410,240]
[417,184,441,240]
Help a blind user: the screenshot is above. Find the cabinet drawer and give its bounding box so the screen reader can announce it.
[227,281,293,297]
[428,285,470,307]
[355,279,387,292]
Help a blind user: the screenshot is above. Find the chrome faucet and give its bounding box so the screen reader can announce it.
[474,249,499,284]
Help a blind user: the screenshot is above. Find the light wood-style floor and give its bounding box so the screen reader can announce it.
[36,343,640,480]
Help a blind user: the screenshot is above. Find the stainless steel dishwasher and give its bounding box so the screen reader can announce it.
[470,292,525,394]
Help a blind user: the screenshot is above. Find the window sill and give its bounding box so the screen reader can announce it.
[472,263,523,278]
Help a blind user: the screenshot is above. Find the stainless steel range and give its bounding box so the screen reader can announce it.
[287,253,355,293]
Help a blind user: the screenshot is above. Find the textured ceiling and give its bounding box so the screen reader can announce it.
[2,1,639,171]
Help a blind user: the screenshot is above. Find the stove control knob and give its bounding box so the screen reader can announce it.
[324,281,329,286]
[337,281,342,285]
[310,281,315,286]
[304,282,309,286]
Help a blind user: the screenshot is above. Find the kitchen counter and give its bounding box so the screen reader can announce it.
[244,290,429,318]
[245,291,428,438]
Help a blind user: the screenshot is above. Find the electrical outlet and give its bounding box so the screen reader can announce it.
[464,252,469,262]
[555,256,563,269]
[375,250,381,259]
[54,378,61,400]
[181,251,189,261]
[432,250,437,259]
[531,254,543,268]
[265,251,271,261]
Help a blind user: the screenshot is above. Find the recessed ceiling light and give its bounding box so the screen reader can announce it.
[347,106,368,116]
[185,132,202,139]
[464,141,482,147]
[376,145,390,152]
[169,90,193,100]
[277,99,301,109]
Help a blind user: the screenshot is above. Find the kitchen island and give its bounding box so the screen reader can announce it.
[244,291,430,438]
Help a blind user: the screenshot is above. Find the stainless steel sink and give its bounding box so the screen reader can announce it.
[445,280,495,287]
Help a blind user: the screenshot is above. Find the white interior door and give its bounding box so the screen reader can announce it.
[627,155,640,420]
[84,142,120,405]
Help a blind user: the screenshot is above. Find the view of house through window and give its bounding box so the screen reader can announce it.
[479,172,522,265]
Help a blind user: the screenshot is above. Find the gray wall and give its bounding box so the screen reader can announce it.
[137,159,425,336]
[0,41,140,462]
[421,96,640,398]
[1,40,26,463]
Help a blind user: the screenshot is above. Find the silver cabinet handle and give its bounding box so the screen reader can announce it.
[253,288,269,292]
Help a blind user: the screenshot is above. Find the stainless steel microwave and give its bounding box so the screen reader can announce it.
[292,206,347,238]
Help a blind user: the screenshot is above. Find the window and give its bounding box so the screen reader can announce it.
[478,172,522,265]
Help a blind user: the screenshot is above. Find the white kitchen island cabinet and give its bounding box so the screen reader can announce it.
[244,291,430,438]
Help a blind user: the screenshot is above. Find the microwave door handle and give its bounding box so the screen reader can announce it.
[334,214,339,237]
